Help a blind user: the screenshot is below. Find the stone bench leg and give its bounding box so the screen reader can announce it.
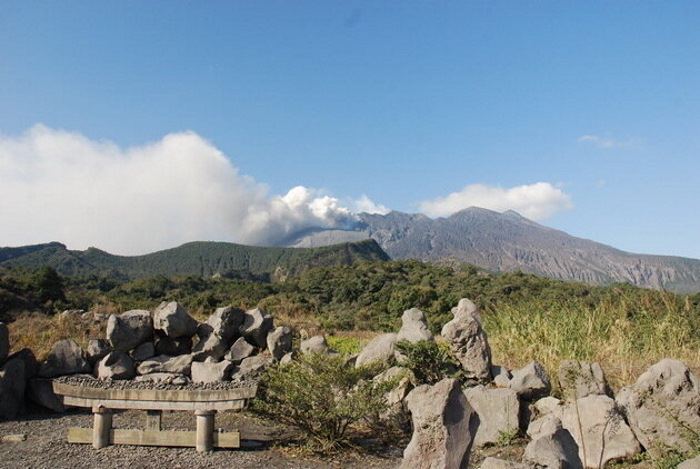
[195,410,215,452]
[92,407,112,449]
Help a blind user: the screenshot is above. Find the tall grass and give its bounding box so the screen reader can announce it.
[483,291,700,389]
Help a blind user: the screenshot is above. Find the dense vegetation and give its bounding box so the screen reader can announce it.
[3,258,699,387]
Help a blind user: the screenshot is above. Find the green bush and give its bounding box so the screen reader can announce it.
[394,339,462,385]
[253,352,393,451]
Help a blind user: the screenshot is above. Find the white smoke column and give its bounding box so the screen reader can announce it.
[0,125,374,254]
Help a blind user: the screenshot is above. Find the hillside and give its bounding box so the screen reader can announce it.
[284,207,700,293]
[0,239,389,280]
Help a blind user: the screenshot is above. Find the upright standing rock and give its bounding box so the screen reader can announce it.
[0,358,26,419]
[106,310,153,352]
[441,299,492,380]
[397,308,434,343]
[266,326,293,361]
[153,301,198,339]
[616,359,700,453]
[400,378,474,469]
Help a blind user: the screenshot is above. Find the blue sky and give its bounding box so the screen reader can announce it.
[1,1,699,257]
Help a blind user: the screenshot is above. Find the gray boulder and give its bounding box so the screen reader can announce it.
[86,338,111,365]
[561,394,641,468]
[224,337,257,364]
[491,365,512,388]
[239,308,273,348]
[7,348,38,380]
[441,300,492,380]
[0,322,9,365]
[191,358,234,383]
[154,336,192,356]
[558,360,611,399]
[192,326,228,361]
[130,341,155,362]
[266,326,293,361]
[616,359,700,453]
[27,378,65,412]
[300,335,329,354]
[524,416,582,469]
[39,339,91,378]
[231,355,273,382]
[205,306,245,343]
[356,333,397,368]
[137,354,193,376]
[400,378,474,469]
[153,301,198,339]
[509,361,552,400]
[0,358,26,419]
[464,385,520,447]
[479,458,530,469]
[396,308,434,343]
[106,310,153,352]
[96,351,136,380]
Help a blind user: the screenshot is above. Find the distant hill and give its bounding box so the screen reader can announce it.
[283,207,700,293]
[0,239,390,281]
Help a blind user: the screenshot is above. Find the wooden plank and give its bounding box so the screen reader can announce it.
[66,427,240,448]
[53,382,256,402]
[61,396,247,411]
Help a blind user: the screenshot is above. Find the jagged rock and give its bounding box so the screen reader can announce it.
[86,338,111,365]
[137,354,193,376]
[464,385,520,447]
[0,322,9,365]
[523,416,582,469]
[558,360,611,399]
[224,337,257,364]
[616,359,700,453]
[441,299,492,380]
[479,457,531,469]
[561,394,641,468]
[451,298,482,322]
[27,378,65,412]
[533,396,564,419]
[191,358,234,383]
[153,301,198,339]
[396,308,434,344]
[130,341,155,362]
[154,336,192,356]
[400,378,474,469]
[7,348,38,380]
[39,339,91,378]
[491,365,512,388]
[0,358,26,419]
[300,335,329,354]
[106,310,153,352]
[373,366,414,418]
[678,455,700,469]
[509,361,552,400]
[239,308,273,348]
[356,333,397,368]
[231,355,273,382]
[266,326,292,361]
[192,326,228,361]
[205,306,245,343]
[96,351,136,380]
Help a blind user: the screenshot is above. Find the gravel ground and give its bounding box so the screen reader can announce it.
[0,406,402,469]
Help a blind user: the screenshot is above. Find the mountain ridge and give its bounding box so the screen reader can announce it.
[284,207,700,293]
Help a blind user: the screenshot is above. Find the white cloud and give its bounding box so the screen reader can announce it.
[418,182,573,220]
[0,125,385,254]
[349,195,390,215]
[578,134,637,148]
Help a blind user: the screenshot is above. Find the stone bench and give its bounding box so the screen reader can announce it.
[52,381,257,452]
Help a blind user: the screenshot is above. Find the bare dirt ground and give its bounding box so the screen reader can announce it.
[0,406,403,469]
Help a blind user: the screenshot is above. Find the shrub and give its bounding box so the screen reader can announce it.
[394,339,462,385]
[253,352,392,451]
